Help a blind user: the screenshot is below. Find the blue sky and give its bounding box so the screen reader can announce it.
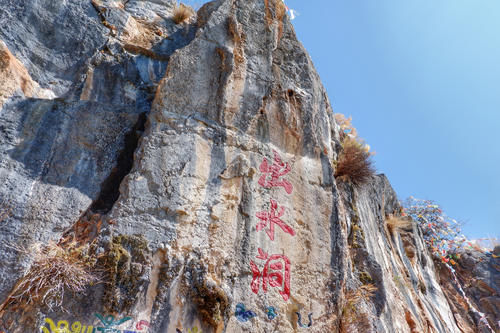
[185,0,500,240]
[284,0,500,241]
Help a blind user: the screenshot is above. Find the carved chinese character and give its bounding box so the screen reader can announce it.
[258,150,293,194]
[250,248,291,301]
[256,199,295,241]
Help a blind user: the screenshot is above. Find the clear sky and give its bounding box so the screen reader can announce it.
[185,0,500,240]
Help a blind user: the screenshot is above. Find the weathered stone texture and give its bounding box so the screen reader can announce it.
[0,0,192,317]
[436,247,500,332]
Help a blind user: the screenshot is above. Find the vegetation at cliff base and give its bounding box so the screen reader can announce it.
[0,241,100,311]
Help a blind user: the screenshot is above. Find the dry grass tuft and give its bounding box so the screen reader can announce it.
[386,216,413,234]
[334,137,375,186]
[172,3,194,24]
[345,283,377,305]
[0,241,100,311]
[339,284,377,332]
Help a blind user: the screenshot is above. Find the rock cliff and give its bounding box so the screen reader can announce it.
[0,0,498,332]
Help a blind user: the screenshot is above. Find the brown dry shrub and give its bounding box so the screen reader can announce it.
[339,284,377,333]
[386,216,412,234]
[0,241,100,311]
[172,3,194,24]
[335,137,375,186]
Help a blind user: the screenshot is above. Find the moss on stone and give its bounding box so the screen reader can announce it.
[359,271,374,285]
[99,234,151,313]
[185,260,229,328]
[351,203,360,224]
[349,224,365,249]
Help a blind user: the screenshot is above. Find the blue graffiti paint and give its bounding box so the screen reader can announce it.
[265,306,278,320]
[235,303,257,322]
[94,314,132,331]
[296,312,313,328]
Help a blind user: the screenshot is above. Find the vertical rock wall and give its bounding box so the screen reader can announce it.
[0,0,196,329]
[436,248,500,332]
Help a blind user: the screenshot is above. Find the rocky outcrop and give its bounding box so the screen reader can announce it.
[0,41,54,107]
[436,247,500,332]
[0,0,195,313]
[0,0,496,332]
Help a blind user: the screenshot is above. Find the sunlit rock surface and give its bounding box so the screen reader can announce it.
[0,0,496,332]
[436,247,500,332]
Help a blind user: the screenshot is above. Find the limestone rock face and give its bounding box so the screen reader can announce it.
[0,0,495,332]
[0,41,55,107]
[0,0,193,313]
[436,247,500,332]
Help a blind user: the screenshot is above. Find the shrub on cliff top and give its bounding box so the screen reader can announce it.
[334,137,375,186]
[172,3,194,24]
[334,113,375,187]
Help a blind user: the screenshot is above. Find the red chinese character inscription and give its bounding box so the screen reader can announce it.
[258,150,293,194]
[256,199,295,241]
[250,248,291,301]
